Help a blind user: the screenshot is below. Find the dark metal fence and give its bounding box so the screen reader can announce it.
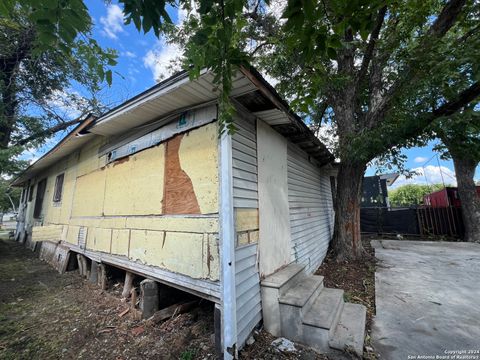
[361,206,464,239]
[417,206,464,238]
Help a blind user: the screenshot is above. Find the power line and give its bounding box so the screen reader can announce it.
[436,154,446,188]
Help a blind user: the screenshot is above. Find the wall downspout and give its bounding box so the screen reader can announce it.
[219,121,237,359]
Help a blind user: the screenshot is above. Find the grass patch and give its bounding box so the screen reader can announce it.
[180,349,197,360]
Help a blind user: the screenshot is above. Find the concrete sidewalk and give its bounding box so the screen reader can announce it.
[372,240,480,360]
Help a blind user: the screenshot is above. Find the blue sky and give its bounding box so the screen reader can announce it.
[25,1,479,187]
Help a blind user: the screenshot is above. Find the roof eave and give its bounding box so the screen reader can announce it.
[10,114,97,187]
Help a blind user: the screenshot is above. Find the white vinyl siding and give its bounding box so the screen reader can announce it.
[232,115,258,208]
[235,243,262,347]
[288,143,334,274]
[232,114,261,348]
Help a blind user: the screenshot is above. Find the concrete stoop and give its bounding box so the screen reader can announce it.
[261,264,366,357]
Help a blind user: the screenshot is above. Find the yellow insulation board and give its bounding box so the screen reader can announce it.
[111,229,130,256]
[129,230,219,280]
[68,216,218,233]
[71,169,106,217]
[179,123,218,214]
[235,208,259,232]
[32,225,66,242]
[103,144,165,216]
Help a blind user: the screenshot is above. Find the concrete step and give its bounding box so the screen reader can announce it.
[279,274,324,308]
[297,288,345,353]
[261,263,305,292]
[279,274,324,341]
[302,288,344,332]
[328,303,367,357]
[261,263,306,336]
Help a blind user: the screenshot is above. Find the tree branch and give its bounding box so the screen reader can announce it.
[14,116,85,147]
[356,6,387,89]
[362,81,480,160]
[428,0,466,37]
[250,41,273,56]
[366,0,467,128]
[432,82,480,117]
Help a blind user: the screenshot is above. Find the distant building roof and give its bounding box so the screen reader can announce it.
[378,173,400,186]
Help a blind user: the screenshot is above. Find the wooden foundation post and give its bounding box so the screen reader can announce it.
[122,271,135,298]
[76,254,84,276]
[98,264,108,290]
[81,256,89,278]
[214,303,223,358]
[89,261,99,284]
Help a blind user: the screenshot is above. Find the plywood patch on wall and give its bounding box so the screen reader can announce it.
[163,134,200,214]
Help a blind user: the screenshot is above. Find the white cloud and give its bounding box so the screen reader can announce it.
[100,4,125,40]
[142,5,191,82]
[414,156,428,163]
[122,51,136,58]
[143,39,183,81]
[47,89,88,119]
[28,156,39,164]
[391,165,457,188]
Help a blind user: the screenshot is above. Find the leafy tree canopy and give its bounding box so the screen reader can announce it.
[0,177,20,212]
[0,1,118,176]
[389,183,446,207]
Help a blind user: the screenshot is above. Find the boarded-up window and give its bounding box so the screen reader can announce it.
[28,185,34,202]
[33,178,47,218]
[53,173,65,202]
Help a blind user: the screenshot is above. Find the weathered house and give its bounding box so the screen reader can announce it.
[13,66,366,358]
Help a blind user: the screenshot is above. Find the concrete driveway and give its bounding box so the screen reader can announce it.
[372,240,480,360]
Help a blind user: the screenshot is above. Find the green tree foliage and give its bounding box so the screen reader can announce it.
[0,177,20,212]
[0,2,117,176]
[389,183,445,207]
[255,0,480,258]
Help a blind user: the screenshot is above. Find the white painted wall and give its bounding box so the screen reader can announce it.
[257,120,291,277]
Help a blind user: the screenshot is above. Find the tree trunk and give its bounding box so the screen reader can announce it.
[331,161,367,260]
[451,154,480,242]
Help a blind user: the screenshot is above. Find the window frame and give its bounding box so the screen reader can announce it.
[28,185,34,202]
[53,173,65,203]
[33,178,47,218]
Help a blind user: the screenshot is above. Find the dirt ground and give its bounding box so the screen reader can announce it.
[0,238,216,360]
[0,236,375,360]
[0,238,334,360]
[315,238,377,360]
